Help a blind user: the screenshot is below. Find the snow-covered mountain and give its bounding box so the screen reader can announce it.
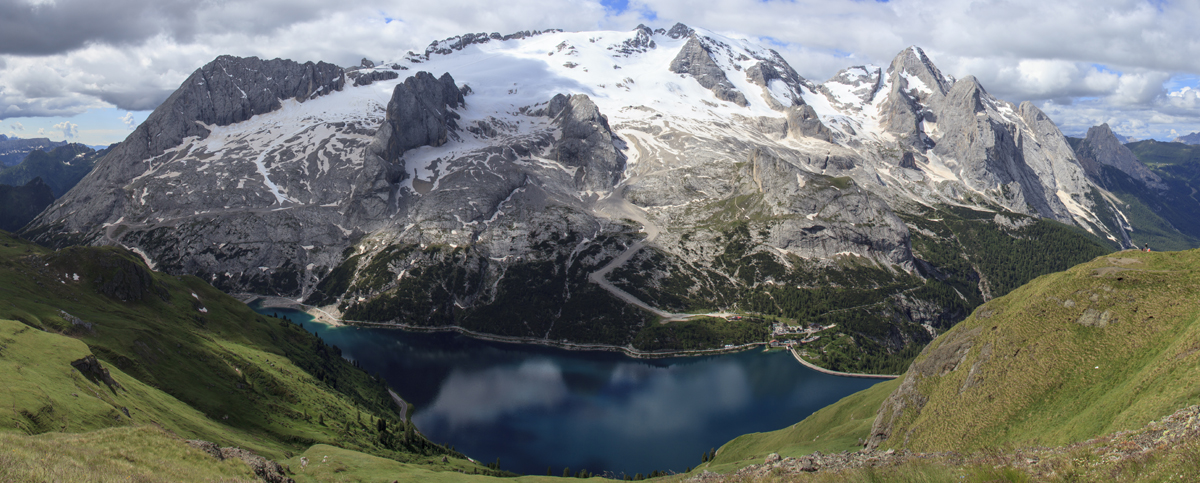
[25,24,1136,357]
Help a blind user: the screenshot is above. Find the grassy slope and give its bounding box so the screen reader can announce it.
[879,248,1200,452]
[283,445,576,482]
[0,426,258,483]
[703,378,899,474]
[0,231,492,475]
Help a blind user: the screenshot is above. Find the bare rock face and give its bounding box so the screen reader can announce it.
[669,36,749,107]
[350,69,400,86]
[785,105,833,142]
[70,355,124,391]
[550,93,626,191]
[665,22,694,39]
[29,55,344,237]
[879,46,950,146]
[930,76,1069,221]
[1074,123,1165,189]
[377,71,465,164]
[748,148,910,268]
[186,440,294,483]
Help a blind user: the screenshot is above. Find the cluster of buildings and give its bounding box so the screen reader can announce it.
[768,322,836,347]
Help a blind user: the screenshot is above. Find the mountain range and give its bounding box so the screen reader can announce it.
[0,134,68,167]
[19,23,1194,372]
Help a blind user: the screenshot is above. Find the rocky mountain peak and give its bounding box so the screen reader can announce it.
[665,22,694,39]
[1075,123,1165,189]
[669,35,749,107]
[28,55,346,235]
[1173,131,1200,144]
[886,46,952,99]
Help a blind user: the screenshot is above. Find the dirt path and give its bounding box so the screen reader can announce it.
[586,183,737,322]
[587,186,675,318]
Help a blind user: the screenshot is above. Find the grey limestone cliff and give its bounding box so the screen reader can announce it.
[30,55,345,237]
[669,35,749,107]
[377,71,465,164]
[550,94,626,191]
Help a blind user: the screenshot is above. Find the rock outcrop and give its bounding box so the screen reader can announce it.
[879,46,950,146]
[669,36,749,107]
[350,69,400,86]
[785,105,833,142]
[70,355,124,392]
[376,71,465,164]
[186,440,294,483]
[549,93,626,191]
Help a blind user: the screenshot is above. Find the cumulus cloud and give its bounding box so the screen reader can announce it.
[2,0,1199,138]
[9,121,23,131]
[52,120,78,139]
[120,111,136,129]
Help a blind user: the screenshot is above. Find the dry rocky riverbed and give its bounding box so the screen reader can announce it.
[686,405,1200,481]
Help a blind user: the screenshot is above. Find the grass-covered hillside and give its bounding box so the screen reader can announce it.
[0,230,511,479]
[870,248,1200,452]
[690,249,1200,481]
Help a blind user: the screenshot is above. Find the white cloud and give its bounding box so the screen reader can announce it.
[120,111,136,129]
[52,120,78,139]
[9,121,22,131]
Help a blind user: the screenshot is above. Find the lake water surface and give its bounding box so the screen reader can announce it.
[253,304,882,477]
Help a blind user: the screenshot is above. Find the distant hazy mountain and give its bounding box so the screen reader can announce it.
[1066,130,1136,144]
[1173,131,1200,145]
[0,177,55,231]
[0,134,67,167]
[0,143,109,197]
[1069,130,1200,251]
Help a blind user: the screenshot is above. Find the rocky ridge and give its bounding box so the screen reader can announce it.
[1075,123,1165,189]
[1173,131,1200,145]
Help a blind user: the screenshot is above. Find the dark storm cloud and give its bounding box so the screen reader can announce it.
[81,87,177,112]
[0,0,199,55]
[0,0,341,56]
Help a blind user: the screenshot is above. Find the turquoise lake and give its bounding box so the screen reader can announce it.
[252,304,882,477]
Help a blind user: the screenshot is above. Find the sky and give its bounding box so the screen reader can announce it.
[2,0,1199,145]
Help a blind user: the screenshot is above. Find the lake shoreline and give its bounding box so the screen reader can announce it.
[239,294,767,360]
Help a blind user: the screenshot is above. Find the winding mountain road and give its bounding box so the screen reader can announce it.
[588,186,732,322]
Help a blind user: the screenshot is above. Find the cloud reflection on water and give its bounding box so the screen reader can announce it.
[419,359,569,428]
[417,357,752,437]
